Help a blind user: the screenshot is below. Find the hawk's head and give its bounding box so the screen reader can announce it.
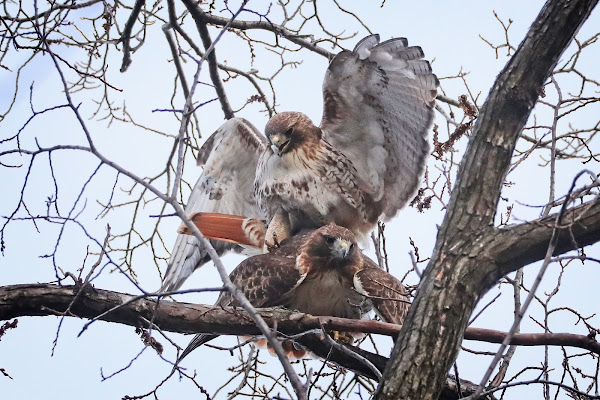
[264,112,321,157]
[297,223,363,276]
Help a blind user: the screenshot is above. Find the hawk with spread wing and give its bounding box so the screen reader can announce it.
[161,34,438,291]
[175,223,409,363]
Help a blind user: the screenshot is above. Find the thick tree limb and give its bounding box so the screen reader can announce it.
[376,1,599,399]
[0,283,396,337]
[1,284,599,355]
[491,197,600,280]
[5,283,600,399]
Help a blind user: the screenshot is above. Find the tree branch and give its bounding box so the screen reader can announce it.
[0,284,400,338]
[178,0,333,59]
[463,328,600,355]
[491,195,600,280]
[1,284,599,356]
[180,0,240,119]
[5,282,600,399]
[120,0,146,72]
[0,0,102,23]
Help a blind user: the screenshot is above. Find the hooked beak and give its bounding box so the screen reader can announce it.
[270,135,289,157]
[271,143,282,157]
[333,239,352,258]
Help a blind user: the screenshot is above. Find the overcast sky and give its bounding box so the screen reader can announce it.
[2,1,599,399]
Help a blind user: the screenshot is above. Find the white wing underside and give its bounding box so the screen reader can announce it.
[161,118,267,291]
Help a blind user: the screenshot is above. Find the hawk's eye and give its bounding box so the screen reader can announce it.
[284,128,294,138]
[324,235,335,245]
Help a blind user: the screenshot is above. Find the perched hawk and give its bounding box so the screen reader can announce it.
[176,223,410,363]
[161,34,438,291]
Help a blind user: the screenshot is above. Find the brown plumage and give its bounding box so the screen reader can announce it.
[161,34,438,291]
[175,223,409,364]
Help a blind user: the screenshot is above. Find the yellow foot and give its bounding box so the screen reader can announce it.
[332,331,354,345]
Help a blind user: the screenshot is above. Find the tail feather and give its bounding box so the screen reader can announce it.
[248,337,307,359]
[266,339,307,359]
[161,213,264,292]
[175,334,307,371]
[178,212,266,248]
[173,333,218,371]
[159,236,235,292]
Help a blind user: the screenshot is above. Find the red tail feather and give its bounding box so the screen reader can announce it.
[178,212,265,248]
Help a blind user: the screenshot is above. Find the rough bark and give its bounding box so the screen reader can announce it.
[0,284,391,337]
[491,199,600,279]
[375,0,599,399]
[13,284,600,399]
[2,282,599,363]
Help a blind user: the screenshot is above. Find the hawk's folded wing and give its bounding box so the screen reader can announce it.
[215,250,304,308]
[354,266,410,325]
[174,240,304,364]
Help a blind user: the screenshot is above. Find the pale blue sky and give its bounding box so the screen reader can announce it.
[1,1,599,399]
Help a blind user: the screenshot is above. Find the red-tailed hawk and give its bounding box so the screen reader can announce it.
[176,223,409,363]
[161,34,438,291]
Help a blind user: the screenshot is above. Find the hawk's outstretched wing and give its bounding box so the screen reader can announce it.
[321,34,438,220]
[163,34,437,291]
[161,118,268,291]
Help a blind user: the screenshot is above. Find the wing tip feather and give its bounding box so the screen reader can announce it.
[353,33,380,53]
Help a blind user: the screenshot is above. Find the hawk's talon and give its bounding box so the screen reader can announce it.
[272,232,281,248]
[265,232,281,251]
